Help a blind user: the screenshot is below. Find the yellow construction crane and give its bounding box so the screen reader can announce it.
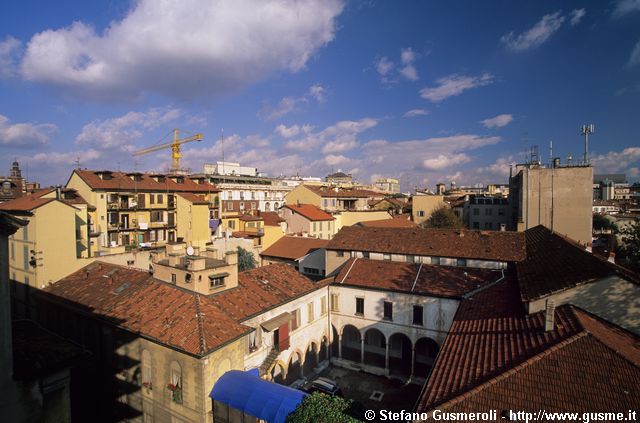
[132,128,203,173]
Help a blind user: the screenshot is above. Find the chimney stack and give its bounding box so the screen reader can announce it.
[544,299,556,332]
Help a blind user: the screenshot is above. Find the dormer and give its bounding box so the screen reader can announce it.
[150,173,166,183]
[126,172,143,182]
[169,175,184,184]
[95,170,113,180]
[190,176,206,184]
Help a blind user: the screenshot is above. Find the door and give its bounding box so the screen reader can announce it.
[278,323,290,351]
[274,329,279,351]
[137,193,145,208]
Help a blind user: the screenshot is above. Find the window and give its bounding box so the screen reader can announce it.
[472,222,479,229]
[10,242,14,261]
[141,350,152,389]
[472,208,480,216]
[383,301,393,320]
[413,305,423,326]
[157,194,163,204]
[383,253,391,261]
[362,251,370,259]
[23,225,28,240]
[290,309,300,331]
[321,296,327,315]
[336,251,344,257]
[168,362,182,404]
[210,276,225,288]
[485,208,493,216]
[355,297,364,315]
[303,267,320,275]
[312,222,317,232]
[457,258,467,267]
[407,255,415,263]
[330,293,339,312]
[323,199,328,207]
[150,194,155,204]
[149,231,156,242]
[228,203,234,211]
[417,211,425,217]
[498,208,505,216]
[23,246,29,270]
[228,220,235,229]
[239,202,245,210]
[431,257,440,265]
[307,302,314,323]
[171,273,176,283]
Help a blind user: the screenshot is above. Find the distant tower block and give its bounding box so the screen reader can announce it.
[10,160,22,178]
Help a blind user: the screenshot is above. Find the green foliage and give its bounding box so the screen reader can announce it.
[593,214,618,233]
[237,246,257,272]
[286,392,361,423]
[419,205,464,229]
[618,219,640,273]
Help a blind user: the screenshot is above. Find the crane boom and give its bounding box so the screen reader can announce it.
[132,128,203,173]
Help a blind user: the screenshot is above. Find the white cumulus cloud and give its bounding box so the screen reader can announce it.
[19,0,344,100]
[420,73,493,102]
[399,47,419,81]
[423,153,471,170]
[501,11,565,52]
[629,39,640,67]
[259,84,328,120]
[0,36,22,78]
[75,107,183,150]
[403,109,429,118]
[0,114,56,147]
[481,114,514,128]
[613,0,640,17]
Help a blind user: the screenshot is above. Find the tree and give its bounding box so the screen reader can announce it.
[617,218,640,273]
[593,214,618,233]
[237,246,257,272]
[419,205,464,229]
[286,392,361,423]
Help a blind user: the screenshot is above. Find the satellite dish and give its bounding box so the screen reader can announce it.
[186,246,194,256]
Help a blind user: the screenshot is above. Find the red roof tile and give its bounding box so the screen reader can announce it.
[72,169,220,193]
[335,258,503,298]
[285,204,334,221]
[0,196,55,212]
[517,225,638,302]
[261,236,328,261]
[177,192,209,205]
[260,211,285,226]
[209,264,323,321]
[327,226,526,262]
[39,262,250,356]
[304,185,380,198]
[357,218,416,228]
[416,276,640,413]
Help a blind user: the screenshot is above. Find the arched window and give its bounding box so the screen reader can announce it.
[168,361,183,404]
[141,350,152,389]
[265,202,271,211]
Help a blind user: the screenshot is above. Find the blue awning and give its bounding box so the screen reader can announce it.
[210,370,307,423]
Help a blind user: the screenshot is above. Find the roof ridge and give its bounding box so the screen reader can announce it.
[428,331,589,412]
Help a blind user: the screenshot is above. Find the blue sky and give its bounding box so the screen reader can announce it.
[1,0,639,190]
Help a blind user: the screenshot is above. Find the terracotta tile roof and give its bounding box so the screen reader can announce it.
[177,192,209,205]
[261,236,328,261]
[304,185,379,198]
[517,225,637,302]
[0,195,55,212]
[209,263,323,321]
[12,319,88,380]
[357,217,416,228]
[72,169,220,193]
[260,211,285,226]
[417,281,640,413]
[285,203,334,221]
[327,226,526,262]
[39,262,251,357]
[231,231,261,238]
[335,258,503,298]
[417,277,583,411]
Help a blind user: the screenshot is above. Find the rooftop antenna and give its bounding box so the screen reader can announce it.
[580,124,595,165]
[549,141,553,166]
[75,156,81,169]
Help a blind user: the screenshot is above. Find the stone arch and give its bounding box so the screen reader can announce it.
[388,333,412,377]
[414,337,440,377]
[341,324,362,362]
[270,360,287,385]
[265,202,271,211]
[331,325,340,358]
[274,202,279,209]
[285,350,303,384]
[363,328,386,368]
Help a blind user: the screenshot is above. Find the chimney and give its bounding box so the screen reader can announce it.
[55,185,62,200]
[544,299,556,332]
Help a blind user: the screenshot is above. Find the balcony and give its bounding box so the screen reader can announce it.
[149,221,168,229]
[89,225,102,237]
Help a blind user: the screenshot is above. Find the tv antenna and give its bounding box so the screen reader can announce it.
[580,124,595,165]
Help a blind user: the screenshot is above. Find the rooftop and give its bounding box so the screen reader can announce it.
[517,225,638,302]
[304,185,379,198]
[327,226,526,262]
[335,258,504,298]
[416,275,640,412]
[155,256,228,270]
[356,217,416,228]
[72,169,220,193]
[285,203,334,221]
[177,192,210,205]
[260,211,285,226]
[261,236,329,261]
[39,262,250,357]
